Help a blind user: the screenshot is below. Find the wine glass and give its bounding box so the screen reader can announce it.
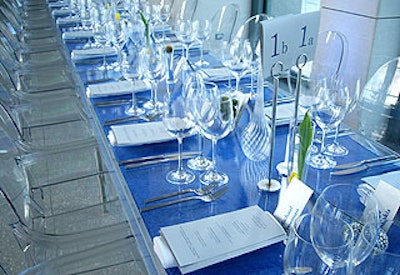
[190,81,234,186]
[184,73,212,171]
[222,38,252,94]
[92,1,113,71]
[120,17,146,116]
[307,78,350,169]
[311,184,380,273]
[325,77,361,157]
[175,19,197,63]
[284,214,332,275]
[142,44,166,113]
[159,2,171,42]
[192,19,211,68]
[162,82,196,185]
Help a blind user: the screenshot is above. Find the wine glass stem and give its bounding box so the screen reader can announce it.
[320,128,327,154]
[235,75,240,92]
[130,80,137,111]
[150,80,158,107]
[333,125,340,146]
[199,43,204,64]
[102,44,107,69]
[210,138,218,173]
[176,137,185,175]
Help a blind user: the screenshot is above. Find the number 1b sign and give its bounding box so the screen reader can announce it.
[261,11,320,76]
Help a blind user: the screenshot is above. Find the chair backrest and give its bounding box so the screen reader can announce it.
[170,0,198,23]
[203,3,240,55]
[358,56,400,152]
[234,13,272,62]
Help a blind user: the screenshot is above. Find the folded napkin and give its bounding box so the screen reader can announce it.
[108,121,174,146]
[167,42,201,53]
[52,8,71,17]
[153,236,178,269]
[199,67,232,81]
[56,16,81,26]
[49,1,69,8]
[86,80,150,98]
[62,30,93,40]
[362,170,400,190]
[71,47,117,61]
[264,102,306,126]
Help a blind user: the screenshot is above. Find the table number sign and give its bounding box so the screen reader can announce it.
[261,11,320,75]
[374,179,400,231]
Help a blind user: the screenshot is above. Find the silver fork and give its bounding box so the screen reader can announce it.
[140,186,229,212]
[144,185,217,203]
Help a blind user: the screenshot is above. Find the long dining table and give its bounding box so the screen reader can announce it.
[51,8,400,275]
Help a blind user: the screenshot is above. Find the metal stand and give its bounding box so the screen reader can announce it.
[257,61,284,192]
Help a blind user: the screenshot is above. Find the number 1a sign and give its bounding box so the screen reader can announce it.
[261,11,320,76]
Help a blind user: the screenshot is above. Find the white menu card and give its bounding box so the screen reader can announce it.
[158,205,286,274]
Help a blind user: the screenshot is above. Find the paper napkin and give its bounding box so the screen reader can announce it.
[71,47,117,61]
[107,121,174,146]
[361,170,400,190]
[62,30,93,40]
[56,16,81,26]
[199,67,232,81]
[153,236,178,269]
[264,102,306,126]
[86,80,150,98]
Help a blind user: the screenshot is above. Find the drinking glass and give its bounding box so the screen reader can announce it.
[284,214,332,275]
[222,38,252,94]
[354,219,400,274]
[185,73,212,171]
[311,184,380,273]
[162,84,196,185]
[159,2,171,42]
[307,78,350,169]
[120,18,146,116]
[142,44,166,113]
[191,82,234,185]
[175,19,197,63]
[325,77,361,157]
[193,19,211,67]
[92,2,112,71]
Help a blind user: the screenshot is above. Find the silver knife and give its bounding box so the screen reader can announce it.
[331,157,400,176]
[334,154,400,170]
[119,151,200,165]
[125,154,195,169]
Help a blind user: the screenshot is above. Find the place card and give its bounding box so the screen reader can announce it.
[374,180,400,230]
[86,80,150,98]
[155,205,286,273]
[273,177,314,230]
[108,121,174,146]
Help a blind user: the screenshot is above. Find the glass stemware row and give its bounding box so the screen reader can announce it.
[162,75,234,186]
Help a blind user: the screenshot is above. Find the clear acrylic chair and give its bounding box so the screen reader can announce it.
[0,134,132,267]
[358,56,400,153]
[0,6,62,53]
[204,3,240,57]
[170,0,198,23]
[18,236,148,274]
